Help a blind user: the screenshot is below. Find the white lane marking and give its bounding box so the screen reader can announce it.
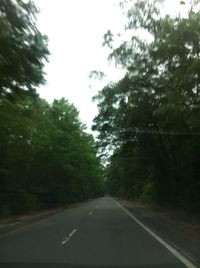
[69,229,77,238]
[114,200,197,268]
[61,240,67,245]
[60,236,70,245]
[89,211,93,215]
[60,229,77,245]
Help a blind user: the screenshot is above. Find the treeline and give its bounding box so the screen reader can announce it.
[0,94,104,215]
[0,0,104,215]
[93,0,200,210]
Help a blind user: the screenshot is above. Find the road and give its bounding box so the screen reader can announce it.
[0,197,195,268]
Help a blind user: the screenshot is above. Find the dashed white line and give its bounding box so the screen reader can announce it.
[61,239,67,245]
[60,236,70,245]
[69,229,77,238]
[114,199,197,268]
[89,211,93,215]
[61,229,77,245]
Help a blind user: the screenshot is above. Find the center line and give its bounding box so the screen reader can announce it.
[69,229,77,238]
[60,229,77,245]
[60,236,69,245]
[89,211,93,215]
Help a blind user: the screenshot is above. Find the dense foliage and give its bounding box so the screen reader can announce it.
[0,95,104,215]
[0,0,104,215]
[0,0,49,98]
[93,0,200,209]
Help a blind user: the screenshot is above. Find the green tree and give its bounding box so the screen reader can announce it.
[0,1,104,215]
[0,0,49,98]
[93,0,200,209]
[0,95,104,215]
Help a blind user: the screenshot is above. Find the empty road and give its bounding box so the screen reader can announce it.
[0,197,195,267]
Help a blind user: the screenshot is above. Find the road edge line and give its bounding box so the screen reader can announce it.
[114,199,197,268]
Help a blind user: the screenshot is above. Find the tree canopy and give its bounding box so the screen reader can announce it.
[93,0,200,209]
[0,95,104,214]
[0,0,104,215]
[0,0,49,98]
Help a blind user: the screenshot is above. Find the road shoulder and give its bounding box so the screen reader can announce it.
[116,198,200,268]
[0,203,79,236]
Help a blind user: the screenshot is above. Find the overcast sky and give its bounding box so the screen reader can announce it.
[35,0,189,133]
[35,0,126,132]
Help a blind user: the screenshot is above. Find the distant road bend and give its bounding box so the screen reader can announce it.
[0,197,197,268]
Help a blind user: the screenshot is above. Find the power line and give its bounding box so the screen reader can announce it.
[117,128,200,136]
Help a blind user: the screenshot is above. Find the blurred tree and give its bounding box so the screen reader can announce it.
[93,0,200,209]
[0,1,104,215]
[0,0,49,98]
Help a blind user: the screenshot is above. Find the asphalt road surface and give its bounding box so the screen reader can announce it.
[0,197,195,268]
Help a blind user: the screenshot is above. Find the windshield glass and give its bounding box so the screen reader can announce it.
[0,1,199,267]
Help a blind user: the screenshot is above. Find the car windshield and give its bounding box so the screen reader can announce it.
[0,0,200,267]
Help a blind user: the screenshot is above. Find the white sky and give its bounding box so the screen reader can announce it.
[35,0,190,133]
[35,0,125,132]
